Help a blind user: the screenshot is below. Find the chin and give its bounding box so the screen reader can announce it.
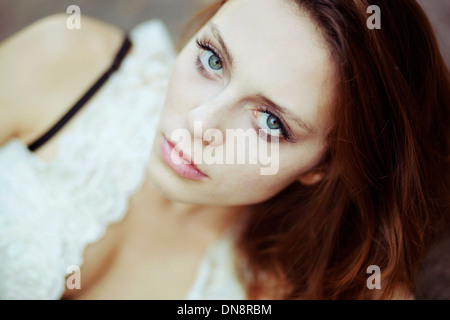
[147,160,204,205]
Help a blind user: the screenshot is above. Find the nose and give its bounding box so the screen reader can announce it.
[186,98,231,147]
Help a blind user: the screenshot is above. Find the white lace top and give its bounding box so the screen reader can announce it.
[0,20,246,300]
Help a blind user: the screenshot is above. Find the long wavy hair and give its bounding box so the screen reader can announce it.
[180,0,450,299]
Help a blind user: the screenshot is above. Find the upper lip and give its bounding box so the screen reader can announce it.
[164,135,207,176]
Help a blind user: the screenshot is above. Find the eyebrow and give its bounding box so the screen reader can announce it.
[208,22,314,135]
[256,94,314,135]
[208,22,234,68]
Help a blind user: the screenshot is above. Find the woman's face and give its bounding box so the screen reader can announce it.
[148,0,337,206]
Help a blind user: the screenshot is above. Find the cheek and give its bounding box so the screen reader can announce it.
[280,140,327,173]
[206,152,304,204]
[164,48,209,111]
[202,138,328,205]
[229,168,299,204]
[164,58,192,110]
[244,147,326,202]
[210,169,292,205]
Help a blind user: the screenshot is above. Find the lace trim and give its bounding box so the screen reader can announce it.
[186,229,247,300]
[0,20,175,299]
[0,20,246,300]
[53,20,176,298]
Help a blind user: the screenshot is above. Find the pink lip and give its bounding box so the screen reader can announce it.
[160,136,208,181]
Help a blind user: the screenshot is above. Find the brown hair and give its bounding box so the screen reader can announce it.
[181,0,450,299]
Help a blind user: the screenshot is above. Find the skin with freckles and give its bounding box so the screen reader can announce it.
[148,0,337,206]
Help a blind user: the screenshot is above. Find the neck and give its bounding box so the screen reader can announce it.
[165,201,247,238]
[140,176,249,243]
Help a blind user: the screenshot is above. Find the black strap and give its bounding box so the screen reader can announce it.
[28,35,132,152]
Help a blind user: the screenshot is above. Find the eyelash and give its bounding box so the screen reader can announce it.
[195,38,224,76]
[255,106,296,143]
[194,37,295,143]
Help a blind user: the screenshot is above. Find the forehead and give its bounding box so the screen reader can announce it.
[209,0,336,130]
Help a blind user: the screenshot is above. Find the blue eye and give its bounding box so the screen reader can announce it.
[200,50,223,73]
[251,109,296,143]
[196,39,224,76]
[254,111,283,138]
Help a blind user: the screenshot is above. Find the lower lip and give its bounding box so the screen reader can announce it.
[160,136,208,181]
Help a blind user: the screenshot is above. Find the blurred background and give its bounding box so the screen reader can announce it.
[0,0,204,45]
[0,0,449,299]
[0,0,449,66]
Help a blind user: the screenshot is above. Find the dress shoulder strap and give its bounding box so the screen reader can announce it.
[28,35,132,152]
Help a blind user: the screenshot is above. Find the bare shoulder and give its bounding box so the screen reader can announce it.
[0,14,125,146]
